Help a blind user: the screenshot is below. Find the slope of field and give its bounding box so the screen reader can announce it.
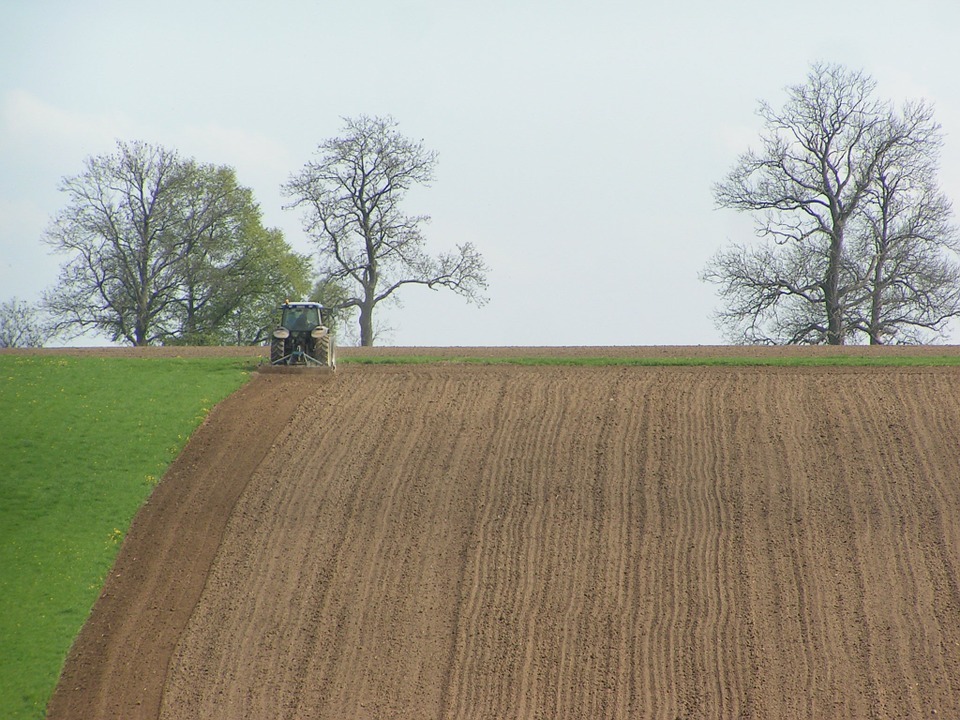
[48,358,960,719]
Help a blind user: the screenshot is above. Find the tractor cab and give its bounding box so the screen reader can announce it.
[281,302,323,332]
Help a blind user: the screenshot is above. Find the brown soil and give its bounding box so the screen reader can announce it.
[44,348,960,719]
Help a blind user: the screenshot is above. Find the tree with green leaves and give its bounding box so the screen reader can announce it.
[283,115,489,346]
[704,63,960,344]
[43,141,309,345]
[171,224,313,346]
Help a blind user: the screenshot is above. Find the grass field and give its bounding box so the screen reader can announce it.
[0,356,251,720]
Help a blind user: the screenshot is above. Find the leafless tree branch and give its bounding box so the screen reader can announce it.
[283,116,489,346]
[706,63,959,345]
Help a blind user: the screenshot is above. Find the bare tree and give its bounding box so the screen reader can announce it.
[847,102,960,343]
[44,142,188,345]
[0,297,52,348]
[283,115,488,346]
[705,63,959,344]
[702,240,840,344]
[43,141,307,345]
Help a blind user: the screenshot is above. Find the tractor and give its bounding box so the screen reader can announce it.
[267,301,336,369]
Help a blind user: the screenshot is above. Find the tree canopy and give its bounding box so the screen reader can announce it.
[43,141,310,346]
[704,63,960,345]
[283,115,488,346]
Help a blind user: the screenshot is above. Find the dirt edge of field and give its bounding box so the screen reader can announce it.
[45,372,324,720]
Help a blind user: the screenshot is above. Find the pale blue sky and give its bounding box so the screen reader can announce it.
[3,0,959,345]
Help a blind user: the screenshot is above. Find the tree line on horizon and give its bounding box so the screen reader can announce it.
[3,62,959,348]
[4,116,488,348]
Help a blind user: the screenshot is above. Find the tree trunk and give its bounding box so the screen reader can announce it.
[135,295,149,346]
[359,261,378,347]
[359,302,375,347]
[825,235,845,345]
[868,214,890,345]
[868,254,884,344]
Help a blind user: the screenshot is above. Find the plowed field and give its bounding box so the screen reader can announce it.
[46,350,960,719]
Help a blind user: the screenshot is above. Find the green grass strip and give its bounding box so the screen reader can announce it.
[342,354,960,367]
[0,356,251,720]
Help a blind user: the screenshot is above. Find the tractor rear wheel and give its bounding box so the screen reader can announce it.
[270,338,285,365]
[314,334,329,367]
[313,333,335,368]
